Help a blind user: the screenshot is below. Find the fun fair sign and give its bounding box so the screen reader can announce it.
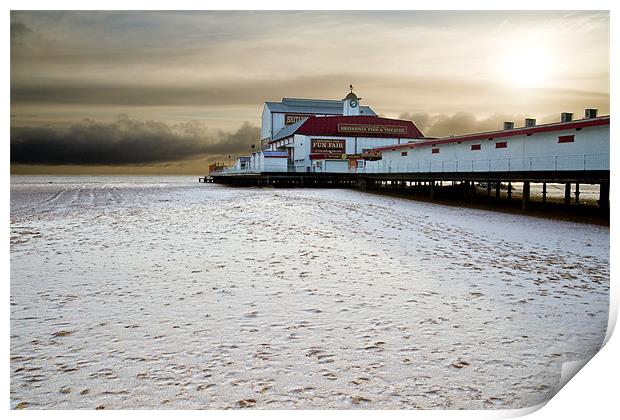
[311,139,345,155]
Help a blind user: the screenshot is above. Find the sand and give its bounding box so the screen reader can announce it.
[10,175,609,409]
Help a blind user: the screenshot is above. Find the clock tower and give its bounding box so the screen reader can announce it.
[343,85,361,116]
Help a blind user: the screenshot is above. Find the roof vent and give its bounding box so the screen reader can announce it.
[525,118,536,127]
[585,108,598,119]
[561,112,573,123]
[503,121,514,130]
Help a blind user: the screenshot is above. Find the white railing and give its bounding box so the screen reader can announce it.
[360,153,609,174]
[211,167,258,175]
[212,153,609,176]
[213,166,297,174]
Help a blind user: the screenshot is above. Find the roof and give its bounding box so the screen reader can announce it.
[373,115,610,152]
[269,115,424,143]
[265,97,376,116]
[237,156,251,161]
[272,118,308,141]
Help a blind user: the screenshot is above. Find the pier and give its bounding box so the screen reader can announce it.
[210,170,610,214]
[207,96,609,216]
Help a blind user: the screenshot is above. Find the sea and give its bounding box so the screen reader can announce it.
[10,175,610,409]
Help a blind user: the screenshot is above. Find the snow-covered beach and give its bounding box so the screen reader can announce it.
[10,175,609,409]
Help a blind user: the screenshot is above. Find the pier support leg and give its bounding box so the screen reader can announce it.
[574,183,580,205]
[507,182,512,200]
[522,181,530,210]
[487,182,492,196]
[542,182,547,203]
[599,182,609,209]
[463,181,471,200]
[430,181,435,200]
[564,182,571,205]
[495,181,501,200]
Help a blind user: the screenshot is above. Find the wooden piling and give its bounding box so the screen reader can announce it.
[575,183,580,205]
[522,181,530,210]
[599,182,609,208]
[564,182,571,205]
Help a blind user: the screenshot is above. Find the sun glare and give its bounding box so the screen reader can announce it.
[499,46,551,89]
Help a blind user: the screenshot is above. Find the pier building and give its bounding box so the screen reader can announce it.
[372,112,609,175]
[257,87,425,172]
[207,88,610,211]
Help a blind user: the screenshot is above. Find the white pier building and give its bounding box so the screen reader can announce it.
[251,87,425,172]
[218,88,609,179]
[371,112,609,174]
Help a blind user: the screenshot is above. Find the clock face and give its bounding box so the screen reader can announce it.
[349,99,358,108]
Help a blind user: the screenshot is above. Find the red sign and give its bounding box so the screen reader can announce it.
[311,139,345,156]
[338,123,407,135]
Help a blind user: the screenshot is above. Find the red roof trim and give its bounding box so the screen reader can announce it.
[372,116,609,152]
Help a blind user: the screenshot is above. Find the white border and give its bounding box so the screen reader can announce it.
[4,1,616,419]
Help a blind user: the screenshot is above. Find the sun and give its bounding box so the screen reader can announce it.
[499,46,551,89]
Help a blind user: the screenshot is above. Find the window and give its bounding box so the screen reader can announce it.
[558,135,575,143]
[471,144,481,151]
[401,151,408,156]
[432,148,440,154]
[495,142,507,149]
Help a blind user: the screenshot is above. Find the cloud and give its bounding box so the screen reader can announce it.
[400,111,550,137]
[401,109,610,138]
[9,11,609,148]
[10,116,259,165]
[9,75,395,107]
[10,22,35,46]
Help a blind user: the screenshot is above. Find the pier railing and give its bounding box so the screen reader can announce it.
[363,153,609,174]
[210,153,609,176]
[211,167,260,175]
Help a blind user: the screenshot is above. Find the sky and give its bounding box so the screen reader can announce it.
[10,10,609,174]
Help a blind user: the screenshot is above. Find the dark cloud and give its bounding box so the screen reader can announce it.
[10,116,259,165]
[10,22,34,45]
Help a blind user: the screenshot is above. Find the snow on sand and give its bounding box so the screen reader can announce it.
[10,176,609,409]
